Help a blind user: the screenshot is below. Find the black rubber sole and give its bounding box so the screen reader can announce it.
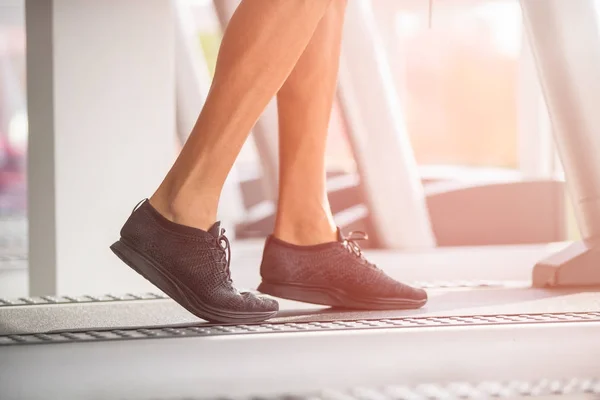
[110,239,278,324]
[257,280,427,310]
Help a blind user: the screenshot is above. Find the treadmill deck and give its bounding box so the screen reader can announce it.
[2,246,599,399]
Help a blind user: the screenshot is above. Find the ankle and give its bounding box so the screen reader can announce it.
[273,217,337,246]
[149,189,218,231]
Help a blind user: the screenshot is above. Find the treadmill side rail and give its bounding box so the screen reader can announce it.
[522,0,600,287]
[533,240,600,288]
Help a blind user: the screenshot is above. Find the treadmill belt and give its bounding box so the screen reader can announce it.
[159,377,600,400]
[2,282,600,336]
[2,310,600,346]
[197,379,600,400]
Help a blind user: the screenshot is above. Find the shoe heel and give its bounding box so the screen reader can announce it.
[110,240,142,275]
[110,239,171,292]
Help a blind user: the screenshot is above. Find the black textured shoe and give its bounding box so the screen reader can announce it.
[110,199,278,323]
[258,229,427,310]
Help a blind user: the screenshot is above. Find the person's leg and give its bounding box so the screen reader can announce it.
[273,0,346,246]
[112,0,333,323]
[259,1,428,310]
[150,0,333,231]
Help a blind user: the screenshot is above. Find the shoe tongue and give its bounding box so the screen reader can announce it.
[208,221,222,237]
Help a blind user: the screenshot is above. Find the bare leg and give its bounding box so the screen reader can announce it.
[259,1,428,309]
[150,0,333,230]
[274,0,347,245]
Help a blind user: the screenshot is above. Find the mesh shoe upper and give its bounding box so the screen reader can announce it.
[260,230,427,301]
[120,200,277,312]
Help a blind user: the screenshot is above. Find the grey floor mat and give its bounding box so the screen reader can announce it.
[2,283,600,335]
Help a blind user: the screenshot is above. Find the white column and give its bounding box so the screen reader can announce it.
[521,0,600,287]
[338,0,435,249]
[26,0,178,295]
[517,30,555,179]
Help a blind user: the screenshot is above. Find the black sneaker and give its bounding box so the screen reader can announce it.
[258,229,427,310]
[110,199,278,323]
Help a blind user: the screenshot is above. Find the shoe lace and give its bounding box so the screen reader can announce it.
[216,229,233,285]
[342,231,379,269]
